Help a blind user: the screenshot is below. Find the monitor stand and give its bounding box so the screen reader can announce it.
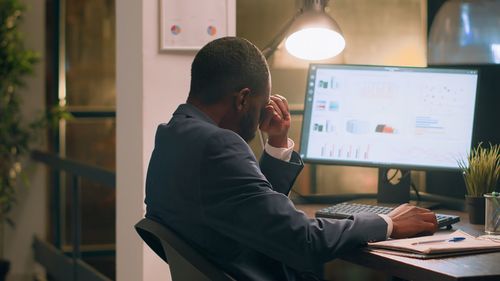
[377,168,410,204]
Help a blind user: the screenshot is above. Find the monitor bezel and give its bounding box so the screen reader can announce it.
[299,63,480,172]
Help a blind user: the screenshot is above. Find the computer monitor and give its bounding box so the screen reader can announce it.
[300,64,479,203]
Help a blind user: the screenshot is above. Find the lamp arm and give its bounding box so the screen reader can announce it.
[259,9,303,151]
[261,8,303,59]
[258,9,302,150]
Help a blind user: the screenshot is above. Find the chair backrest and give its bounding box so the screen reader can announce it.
[135,218,236,281]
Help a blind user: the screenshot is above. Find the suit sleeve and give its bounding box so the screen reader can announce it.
[259,150,303,195]
[200,130,388,272]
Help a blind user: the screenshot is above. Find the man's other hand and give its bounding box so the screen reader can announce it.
[388,203,438,239]
[259,95,291,148]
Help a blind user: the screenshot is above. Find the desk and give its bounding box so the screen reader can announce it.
[296,204,500,281]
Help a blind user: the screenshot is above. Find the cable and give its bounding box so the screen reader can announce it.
[290,187,311,203]
[258,130,266,152]
[411,181,421,202]
[386,169,399,182]
[385,169,411,183]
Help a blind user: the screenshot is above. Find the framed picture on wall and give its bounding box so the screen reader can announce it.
[159,0,230,51]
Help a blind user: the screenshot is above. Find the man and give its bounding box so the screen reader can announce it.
[145,37,438,280]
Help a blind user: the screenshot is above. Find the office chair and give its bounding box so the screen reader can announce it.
[135,218,236,281]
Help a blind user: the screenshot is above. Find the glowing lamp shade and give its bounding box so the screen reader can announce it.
[261,0,345,62]
[285,27,345,60]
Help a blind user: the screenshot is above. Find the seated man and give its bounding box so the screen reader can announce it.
[145,37,438,281]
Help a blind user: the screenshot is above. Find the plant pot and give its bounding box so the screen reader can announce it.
[0,259,10,281]
[466,195,485,225]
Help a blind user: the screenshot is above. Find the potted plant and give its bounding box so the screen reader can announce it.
[458,143,500,225]
[0,0,39,279]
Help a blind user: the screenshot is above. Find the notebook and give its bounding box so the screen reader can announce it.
[367,230,500,259]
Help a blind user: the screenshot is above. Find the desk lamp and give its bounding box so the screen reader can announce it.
[262,0,345,61]
[258,0,345,148]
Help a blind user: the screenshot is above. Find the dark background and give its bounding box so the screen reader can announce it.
[426,0,500,199]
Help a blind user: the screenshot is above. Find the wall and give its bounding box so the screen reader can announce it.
[4,0,47,280]
[116,0,143,280]
[116,1,235,280]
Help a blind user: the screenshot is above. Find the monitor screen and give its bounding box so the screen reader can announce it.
[300,64,478,171]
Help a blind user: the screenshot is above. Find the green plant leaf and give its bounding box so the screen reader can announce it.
[458,143,500,196]
[0,0,40,223]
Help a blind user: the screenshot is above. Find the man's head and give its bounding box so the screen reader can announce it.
[188,37,271,141]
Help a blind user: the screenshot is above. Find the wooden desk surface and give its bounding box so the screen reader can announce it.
[296,204,500,281]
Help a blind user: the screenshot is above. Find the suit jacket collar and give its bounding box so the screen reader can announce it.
[173,103,218,126]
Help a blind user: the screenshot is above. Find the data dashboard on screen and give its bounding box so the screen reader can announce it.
[300,64,478,170]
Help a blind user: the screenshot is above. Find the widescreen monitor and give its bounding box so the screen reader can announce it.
[300,64,479,172]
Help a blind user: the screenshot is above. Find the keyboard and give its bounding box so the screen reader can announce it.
[315,202,460,229]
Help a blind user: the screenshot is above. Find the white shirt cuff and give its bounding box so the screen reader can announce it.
[378,214,393,239]
[264,138,294,162]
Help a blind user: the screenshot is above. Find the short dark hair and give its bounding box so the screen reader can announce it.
[188,37,269,104]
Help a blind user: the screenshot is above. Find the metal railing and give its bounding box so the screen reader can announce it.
[31,150,115,281]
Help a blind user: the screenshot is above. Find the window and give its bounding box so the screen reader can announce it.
[46,0,116,278]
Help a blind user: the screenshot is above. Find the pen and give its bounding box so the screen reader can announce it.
[411,237,466,245]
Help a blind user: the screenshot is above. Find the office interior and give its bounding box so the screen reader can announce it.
[2,0,499,280]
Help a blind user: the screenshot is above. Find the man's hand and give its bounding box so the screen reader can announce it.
[388,203,438,239]
[259,95,291,148]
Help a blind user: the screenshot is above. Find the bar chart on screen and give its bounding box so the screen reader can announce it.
[320,143,371,160]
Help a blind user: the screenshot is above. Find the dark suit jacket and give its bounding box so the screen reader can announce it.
[145,103,387,280]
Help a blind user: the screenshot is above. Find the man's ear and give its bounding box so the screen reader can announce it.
[233,88,251,112]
